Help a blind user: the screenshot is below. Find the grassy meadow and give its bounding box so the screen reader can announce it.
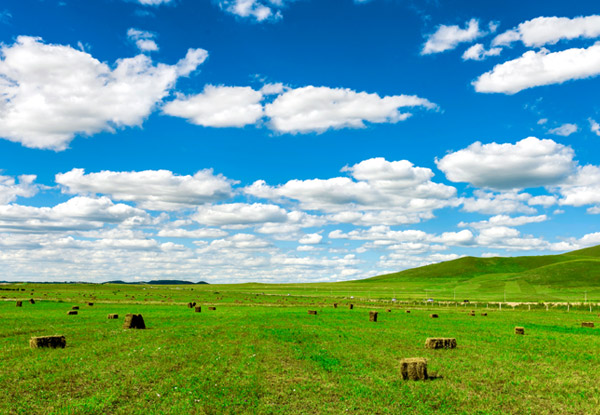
[2,281,600,414]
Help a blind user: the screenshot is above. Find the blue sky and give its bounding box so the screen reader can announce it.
[0,0,599,283]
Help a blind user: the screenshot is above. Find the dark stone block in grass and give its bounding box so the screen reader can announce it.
[425,338,456,349]
[308,310,317,315]
[333,303,338,308]
[195,306,201,313]
[30,335,66,349]
[208,307,216,311]
[481,313,488,316]
[406,310,411,314]
[123,314,145,329]
[72,306,79,310]
[29,299,35,304]
[400,357,428,381]
[67,310,78,315]
[187,302,196,308]
[87,303,93,306]
[348,304,354,310]
[107,314,119,319]
[582,322,595,328]
[387,309,391,312]
[16,301,22,307]
[430,314,438,318]
[515,327,525,335]
[369,311,378,322]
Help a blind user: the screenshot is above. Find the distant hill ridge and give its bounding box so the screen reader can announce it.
[360,244,600,288]
[104,280,208,285]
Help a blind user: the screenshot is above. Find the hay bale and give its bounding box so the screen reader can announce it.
[348,304,354,310]
[208,306,216,311]
[30,335,66,349]
[107,314,119,319]
[400,357,428,381]
[333,303,338,308]
[87,303,94,306]
[430,314,438,318]
[16,301,22,307]
[123,314,145,329]
[308,310,317,315]
[369,311,378,322]
[515,327,525,335]
[195,306,201,313]
[72,306,79,310]
[582,322,595,328]
[425,338,457,349]
[67,310,78,315]
[29,299,35,304]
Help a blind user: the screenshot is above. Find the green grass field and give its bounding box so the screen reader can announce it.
[2,284,600,414]
[3,247,600,414]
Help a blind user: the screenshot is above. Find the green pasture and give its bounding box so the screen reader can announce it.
[2,288,600,414]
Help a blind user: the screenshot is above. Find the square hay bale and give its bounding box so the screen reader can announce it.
[123,314,145,329]
[16,301,22,307]
[107,314,119,319]
[195,306,201,313]
[430,314,439,318]
[400,357,428,381]
[29,299,35,304]
[30,335,66,349]
[308,310,318,315]
[515,327,525,335]
[72,306,79,310]
[348,304,354,310]
[369,311,378,322]
[67,310,78,315]
[425,338,457,349]
[208,306,216,311]
[582,322,595,328]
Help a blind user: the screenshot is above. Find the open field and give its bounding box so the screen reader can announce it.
[2,283,600,414]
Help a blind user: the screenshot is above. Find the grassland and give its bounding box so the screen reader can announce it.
[3,247,600,414]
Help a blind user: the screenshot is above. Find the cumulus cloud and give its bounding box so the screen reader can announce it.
[558,165,600,207]
[264,86,436,134]
[422,19,486,55]
[461,191,537,215]
[218,0,286,22]
[127,28,158,52]
[246,157,457,224]
[0,36,207,150]
[462,43,502,61]
[299,233,322,245]
[193,203,289,227]
[0,174,38,204]
[459,214,548,229]
[134,0,174,5]
[56,169,234,211]
[473,43,600,94]
[548,123,579,136]
[590,119,600,136]
[492,15,600,47]
[436,137,576,189]
[163,85,264,127]
[157,228,228,238]
[0,196,149,233]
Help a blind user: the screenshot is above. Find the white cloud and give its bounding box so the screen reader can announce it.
[0,174,38,204]
[163,85,264,127]
[193,203,289,226]
[422,19,486,55]
[299,233,322,245]
[56,168,234,211]
[127,28,158,52]
[436,137,575,189]
[0,196,149,233]
[218,0,285,22]
[473,43,600,94]
[492,15,600,47]
[462,43,502,61]
[528,195,557,207]
[459,214,548,229]
[134,0,174,5]
[558,165,600,207]
[461,191,537,215]
[157,228,228,238]
[264,86,436,133]
[548,123,579,136]
[0,36,207,150]
[590,118,600,136]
